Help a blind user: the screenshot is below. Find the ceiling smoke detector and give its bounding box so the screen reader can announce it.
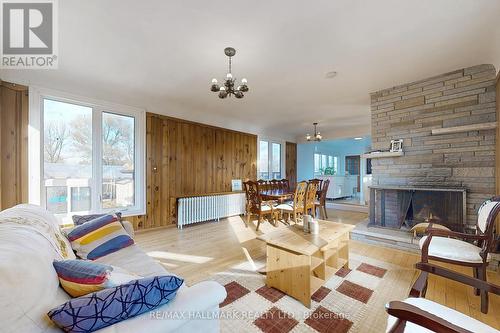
[325,71,338,79]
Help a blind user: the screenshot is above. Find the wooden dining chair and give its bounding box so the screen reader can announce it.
[280,179,290,191]
[243,180,277,231]
[310,178,323,191]
[315,179,330,219]
[276,181,307,223]
[257,179,269,191]
[269,179,280,191]
[305,181,319,218]
[411,196,500,314]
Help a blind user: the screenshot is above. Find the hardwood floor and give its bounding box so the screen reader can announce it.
[134,210,500,330]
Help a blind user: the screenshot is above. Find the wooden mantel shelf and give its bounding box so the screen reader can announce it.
[431,122,497,135]
[361,151,403,159]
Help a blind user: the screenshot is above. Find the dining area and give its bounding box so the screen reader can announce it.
[242,178,330,231]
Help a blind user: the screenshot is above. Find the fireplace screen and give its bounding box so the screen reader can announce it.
[369,187,466,231]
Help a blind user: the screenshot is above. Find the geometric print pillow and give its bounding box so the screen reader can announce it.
[67,215,134,260]
[47,275,184,333]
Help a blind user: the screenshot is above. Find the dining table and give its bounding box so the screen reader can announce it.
[260,189,295,203]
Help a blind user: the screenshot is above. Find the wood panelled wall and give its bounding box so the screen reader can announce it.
[0,81,29,210]
[285,142,297,189]
[130,113,258,230]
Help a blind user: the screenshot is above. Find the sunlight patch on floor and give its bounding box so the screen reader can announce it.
[227,215,258,243]
[147,251,213,264]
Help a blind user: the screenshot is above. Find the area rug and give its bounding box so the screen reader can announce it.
[209,253,415,333]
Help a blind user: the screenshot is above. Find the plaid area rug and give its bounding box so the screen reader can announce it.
[209,253,414,333]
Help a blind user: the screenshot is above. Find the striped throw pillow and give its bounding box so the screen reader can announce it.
[67,215,134,260]
[53,260,113,297]
[53,260,141,297]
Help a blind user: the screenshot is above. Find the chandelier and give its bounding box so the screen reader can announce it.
[210,47,249,99]
[306,122,322,141]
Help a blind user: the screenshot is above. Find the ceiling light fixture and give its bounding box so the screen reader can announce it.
[306,122,322,142]
[354,137,363,140]
[210,47,249,99]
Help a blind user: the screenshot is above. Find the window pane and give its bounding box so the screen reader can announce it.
[102,112,135,209]
[46,186,67,214]
[271,143,281,179]
[71,187,91,212]
[321,155,327,170]
[43,99,92,214]
[314,153,320,173]
[259,141,269,179]
[334,157,338,174]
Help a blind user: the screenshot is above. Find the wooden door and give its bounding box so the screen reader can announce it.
[345,155,360,192]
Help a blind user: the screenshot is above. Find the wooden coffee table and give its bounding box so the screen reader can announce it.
[257,220,354,308]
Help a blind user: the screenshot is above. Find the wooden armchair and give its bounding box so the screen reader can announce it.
[411,196,500,314]
[276,181,307,223]
[386,279,500,333]
[315,179,330,219]
[243,180,277,231]
[304,181,319,218]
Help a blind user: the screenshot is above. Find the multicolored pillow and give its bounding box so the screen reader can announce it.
[72,212,122,226]
[53,260,141,297]
[53,260,113,297]
[48,275,184,333]
[67,215,134,260]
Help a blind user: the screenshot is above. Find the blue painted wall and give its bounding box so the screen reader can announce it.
[297,136,371,181]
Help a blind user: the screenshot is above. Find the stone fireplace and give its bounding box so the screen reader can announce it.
[369,64,496,231]
[369,186,466,231]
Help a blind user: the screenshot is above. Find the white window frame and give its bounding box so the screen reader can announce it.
[257,137,286,180]
[314,153,338,176]
[29,86,146,218]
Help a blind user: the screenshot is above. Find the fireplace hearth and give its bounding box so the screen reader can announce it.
[369,185,466,232]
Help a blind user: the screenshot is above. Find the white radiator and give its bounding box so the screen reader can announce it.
[177,192,246,229]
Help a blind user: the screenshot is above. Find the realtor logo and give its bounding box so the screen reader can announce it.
[1,0,58,68]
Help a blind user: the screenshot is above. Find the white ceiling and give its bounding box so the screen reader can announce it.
[2,0,500,142]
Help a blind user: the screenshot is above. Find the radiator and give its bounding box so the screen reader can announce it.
[177,192,246,229]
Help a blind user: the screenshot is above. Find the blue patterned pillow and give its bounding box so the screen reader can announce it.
[48,275,184,333]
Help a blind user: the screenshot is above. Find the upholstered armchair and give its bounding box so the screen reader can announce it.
[411,196,500,314]
[243,180,277,231]
[387,276,500,333]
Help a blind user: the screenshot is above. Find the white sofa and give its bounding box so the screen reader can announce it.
[0,204,227,333]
